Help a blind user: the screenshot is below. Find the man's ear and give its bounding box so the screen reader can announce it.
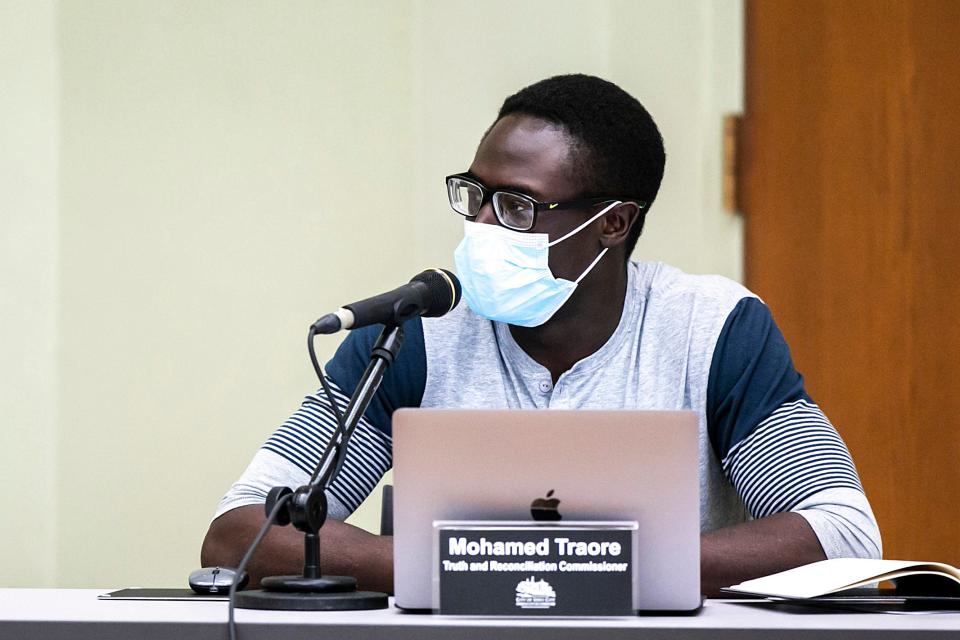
[599,202,642,248]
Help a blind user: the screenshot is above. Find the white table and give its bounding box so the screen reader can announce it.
[2,589,959,639]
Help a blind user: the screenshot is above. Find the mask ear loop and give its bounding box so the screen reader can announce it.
[547,200,621,284]
[546,200,622,247]
[574,247,609,284]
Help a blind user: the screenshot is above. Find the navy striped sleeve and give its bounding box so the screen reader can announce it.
[723,401,864,517]
[324,316,428,437]
[262,379,393,513]
[707,298,865,518]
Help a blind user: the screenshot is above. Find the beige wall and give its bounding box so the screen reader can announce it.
[1,0,59,586]
[1,0,742,587]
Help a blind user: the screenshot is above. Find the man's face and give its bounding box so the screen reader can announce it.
[466,114,605,283]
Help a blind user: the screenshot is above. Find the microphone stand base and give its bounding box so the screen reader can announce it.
[260,574,356,592]
[234,588,388,611]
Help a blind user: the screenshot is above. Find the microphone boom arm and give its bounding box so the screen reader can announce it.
[236,267,459,610]
[308,323,404,493]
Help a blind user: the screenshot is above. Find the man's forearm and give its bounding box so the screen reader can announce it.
[204,507,822,598]
[200,504,394,594]
[700,511,826,596]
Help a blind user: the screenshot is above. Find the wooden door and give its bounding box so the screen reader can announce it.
[741,0,960,564]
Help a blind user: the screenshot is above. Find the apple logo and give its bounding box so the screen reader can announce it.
[530,489,562,521]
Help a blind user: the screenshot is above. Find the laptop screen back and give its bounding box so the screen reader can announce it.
[391,409,701,611]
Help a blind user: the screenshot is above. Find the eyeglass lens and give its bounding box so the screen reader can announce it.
[447,177,534,231]
[448,179,482,218]
[492,192,534,230]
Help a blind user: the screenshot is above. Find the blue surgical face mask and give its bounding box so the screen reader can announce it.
[453,201,620,327]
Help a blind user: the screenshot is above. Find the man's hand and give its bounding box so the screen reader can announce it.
[200,505,394,594]
[700,512,826,596]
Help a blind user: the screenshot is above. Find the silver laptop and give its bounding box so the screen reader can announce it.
[392,409,701,612]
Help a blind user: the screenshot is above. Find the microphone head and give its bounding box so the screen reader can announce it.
[410,268,462,318]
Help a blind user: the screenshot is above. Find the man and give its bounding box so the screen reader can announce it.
[201,74,881,596]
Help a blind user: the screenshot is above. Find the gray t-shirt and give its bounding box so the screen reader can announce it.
[216,261,881,559]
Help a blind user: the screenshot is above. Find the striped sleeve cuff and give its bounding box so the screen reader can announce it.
[793,487,882,559]
[214,449,352,521]
[722,399,864,518]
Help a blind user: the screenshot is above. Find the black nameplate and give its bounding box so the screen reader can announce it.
[437,524,634,615]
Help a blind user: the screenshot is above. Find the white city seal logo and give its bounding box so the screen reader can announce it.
[515,576,556,609]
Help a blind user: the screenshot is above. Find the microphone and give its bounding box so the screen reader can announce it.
[312,268,461,334]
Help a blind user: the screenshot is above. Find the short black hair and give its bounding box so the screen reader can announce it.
[496,74,665,258]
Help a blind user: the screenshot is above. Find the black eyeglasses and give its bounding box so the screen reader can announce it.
[446,173,646,231]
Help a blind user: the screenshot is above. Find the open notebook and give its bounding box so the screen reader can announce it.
[723,558,960,611]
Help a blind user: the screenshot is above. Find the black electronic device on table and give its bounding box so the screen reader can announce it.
[99,588,225,601]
